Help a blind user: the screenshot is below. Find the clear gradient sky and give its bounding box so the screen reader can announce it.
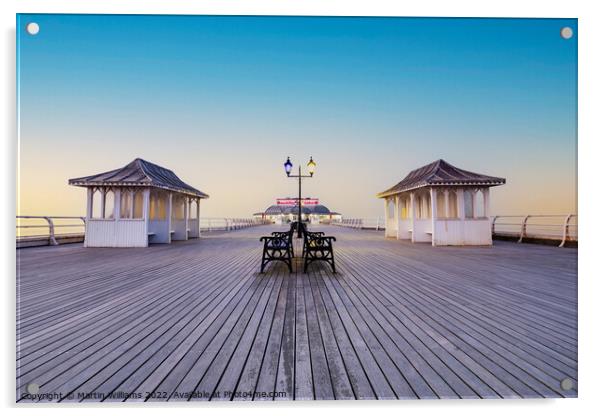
[17,15,577,218]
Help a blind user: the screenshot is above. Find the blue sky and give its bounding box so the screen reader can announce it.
[17,15,577,217]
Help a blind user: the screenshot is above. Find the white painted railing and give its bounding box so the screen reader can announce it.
[17,216,267,247]
[199,217,266,232]
[332,217,385,231]
[334,214,578,247]
[17,216,86,246]
[491,214,577,247]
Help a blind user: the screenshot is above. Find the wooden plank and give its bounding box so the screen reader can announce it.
[189,274,279,401]
[15,225,578,401]
[306,270,355,400]
[347,247,577,377]
[252,271,289,401]
[132,272,270,401]
[294,273,314,400]
[18,245,259,395]
[225,270,284,401]
[274,271,296,400]
[301,273,335,400]
[312,271,379,399]
[73,251,261,401]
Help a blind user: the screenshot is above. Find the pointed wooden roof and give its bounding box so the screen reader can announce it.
[69,158,209,198]
[377,159,505,198]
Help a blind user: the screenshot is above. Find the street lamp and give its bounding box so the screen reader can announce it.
[283,156,317,238]
[307,156,316,176]
[284,157,293,176]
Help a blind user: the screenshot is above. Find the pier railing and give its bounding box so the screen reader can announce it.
[333,214,577,247]
[17,216,266,248]
[332,217,385,230]
[17,216,86,248]
[491,214,577,247]
[199,217,266,232]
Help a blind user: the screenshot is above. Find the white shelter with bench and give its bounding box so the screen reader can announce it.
[377,159,505,246]
[69,158,209,247]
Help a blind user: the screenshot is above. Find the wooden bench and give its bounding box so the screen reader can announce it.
[303,230,337,273]
[259,222,337,273]
[259,227,294,273]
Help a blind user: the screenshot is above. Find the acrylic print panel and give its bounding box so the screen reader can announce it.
[16,14,577,402]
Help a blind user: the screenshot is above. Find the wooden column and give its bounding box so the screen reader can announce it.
[143,188,150,247]
[100,188,106,218]
[184,196,189,240]
[196,198,201,237]
[396,195,407,240]
[457,188,465,220]
[483,187,491,218]
[86,188,94,220]
[444,189,450,219]
[114,189,121,220]
[471,189,478,219]
[430,187,437,246]
[167,193,173,244]
[394,195,400,239]
[383,197,388,235]
[129,190,134,219]
[409,192,416,243]
[84,188,94,247]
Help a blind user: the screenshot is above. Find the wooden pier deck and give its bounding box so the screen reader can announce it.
[16,225,577,401]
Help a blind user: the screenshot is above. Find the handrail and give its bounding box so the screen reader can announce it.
[518,215,530,244]
[17,215,86,246]
[199,217,267,232]
[17,216,267,247]
[559,214,574,248]
[332,217,383,231]
[492,214,577,247]
[335,214,577,247]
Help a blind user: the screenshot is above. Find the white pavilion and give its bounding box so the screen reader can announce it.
[69,158,209,247]
[377,159,505,246]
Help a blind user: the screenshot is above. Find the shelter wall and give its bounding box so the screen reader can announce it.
[85,219,147,247]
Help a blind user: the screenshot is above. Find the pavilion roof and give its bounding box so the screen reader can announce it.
[377,159,505,198]
[262,203,334,215]
[68,158,209,198]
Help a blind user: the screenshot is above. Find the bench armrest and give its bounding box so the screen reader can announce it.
[261,235,291,244]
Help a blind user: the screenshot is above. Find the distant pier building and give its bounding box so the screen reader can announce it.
[377,159,505,246]
[254,198,342,225]
[69,158,209,247]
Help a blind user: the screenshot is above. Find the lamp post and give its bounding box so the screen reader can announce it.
[284,156,316,238]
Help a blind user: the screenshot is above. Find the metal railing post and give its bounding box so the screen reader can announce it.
[491,216,498,236]
[559,214,573,248]
[518,215,530,243]
[44,216,58,246]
